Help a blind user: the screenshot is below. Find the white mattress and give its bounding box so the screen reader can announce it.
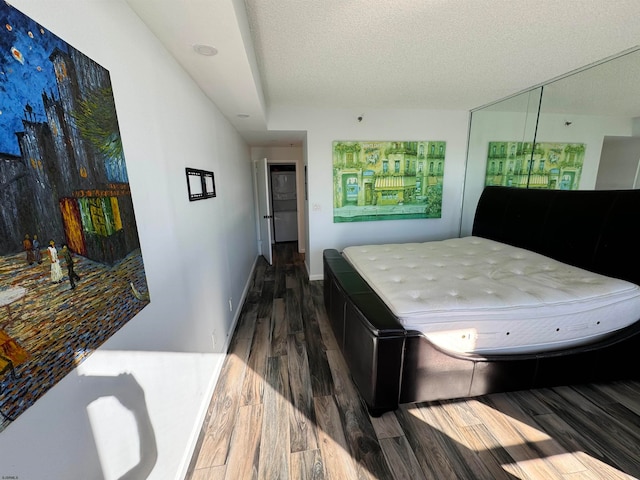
[342,236,640,354]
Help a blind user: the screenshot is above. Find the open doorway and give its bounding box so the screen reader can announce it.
[596,136,640,189]
[269,164,298,243]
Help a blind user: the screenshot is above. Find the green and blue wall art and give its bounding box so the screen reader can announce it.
[333,140,446,223]
[485,141,586,190]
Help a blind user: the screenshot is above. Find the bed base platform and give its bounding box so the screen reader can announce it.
[324,249,640,415]
[323,187,640,416]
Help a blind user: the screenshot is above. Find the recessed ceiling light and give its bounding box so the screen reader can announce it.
[193,44,218,56]
[237,113,250,118]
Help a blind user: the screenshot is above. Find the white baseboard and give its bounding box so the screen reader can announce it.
[177,254,260,479]
[222,254,259,352]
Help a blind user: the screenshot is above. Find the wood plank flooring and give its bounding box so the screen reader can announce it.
[185,242,640,480]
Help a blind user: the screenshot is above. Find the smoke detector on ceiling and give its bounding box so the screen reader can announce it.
[193,44,218,56]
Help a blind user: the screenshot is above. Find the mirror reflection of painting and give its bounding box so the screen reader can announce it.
[333,141,446,223]
[0,2,149,432]
[485,142,585,190]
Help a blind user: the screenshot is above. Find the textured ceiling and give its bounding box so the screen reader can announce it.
[126,0,640,146]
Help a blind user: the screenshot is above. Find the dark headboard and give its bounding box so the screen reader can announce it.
[472,186,640,286]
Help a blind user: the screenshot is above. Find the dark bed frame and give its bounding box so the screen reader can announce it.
[323,186,640,416]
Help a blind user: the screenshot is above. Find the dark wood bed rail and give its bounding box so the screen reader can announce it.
[323,187,640,416]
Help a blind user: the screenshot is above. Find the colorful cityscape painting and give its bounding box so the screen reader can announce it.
[485,141,586,190]
[333,141,446,222]
[0,3,149,431]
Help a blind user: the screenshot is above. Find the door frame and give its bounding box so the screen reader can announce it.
[255,158,273,264]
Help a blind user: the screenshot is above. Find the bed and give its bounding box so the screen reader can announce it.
[323,186,640,416]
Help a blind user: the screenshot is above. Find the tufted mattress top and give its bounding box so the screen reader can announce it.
[342,236,640,354]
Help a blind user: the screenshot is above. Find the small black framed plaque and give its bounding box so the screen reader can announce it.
[186,168,216,201]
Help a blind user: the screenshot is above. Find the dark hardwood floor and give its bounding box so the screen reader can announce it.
[185,242,640,479]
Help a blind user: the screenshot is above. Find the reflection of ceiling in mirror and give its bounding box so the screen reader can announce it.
[478,47,640,118]
[542,48,640,117]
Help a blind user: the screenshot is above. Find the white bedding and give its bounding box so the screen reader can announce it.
[342,236,640,354]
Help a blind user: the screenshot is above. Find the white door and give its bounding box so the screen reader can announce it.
[256,158,273,264]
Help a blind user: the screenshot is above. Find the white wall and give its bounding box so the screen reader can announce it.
[0,1,257,479]
[536,112,634,188]
[269,108,471,279]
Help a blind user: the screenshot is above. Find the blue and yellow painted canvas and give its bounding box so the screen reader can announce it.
[0,2,149,431]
